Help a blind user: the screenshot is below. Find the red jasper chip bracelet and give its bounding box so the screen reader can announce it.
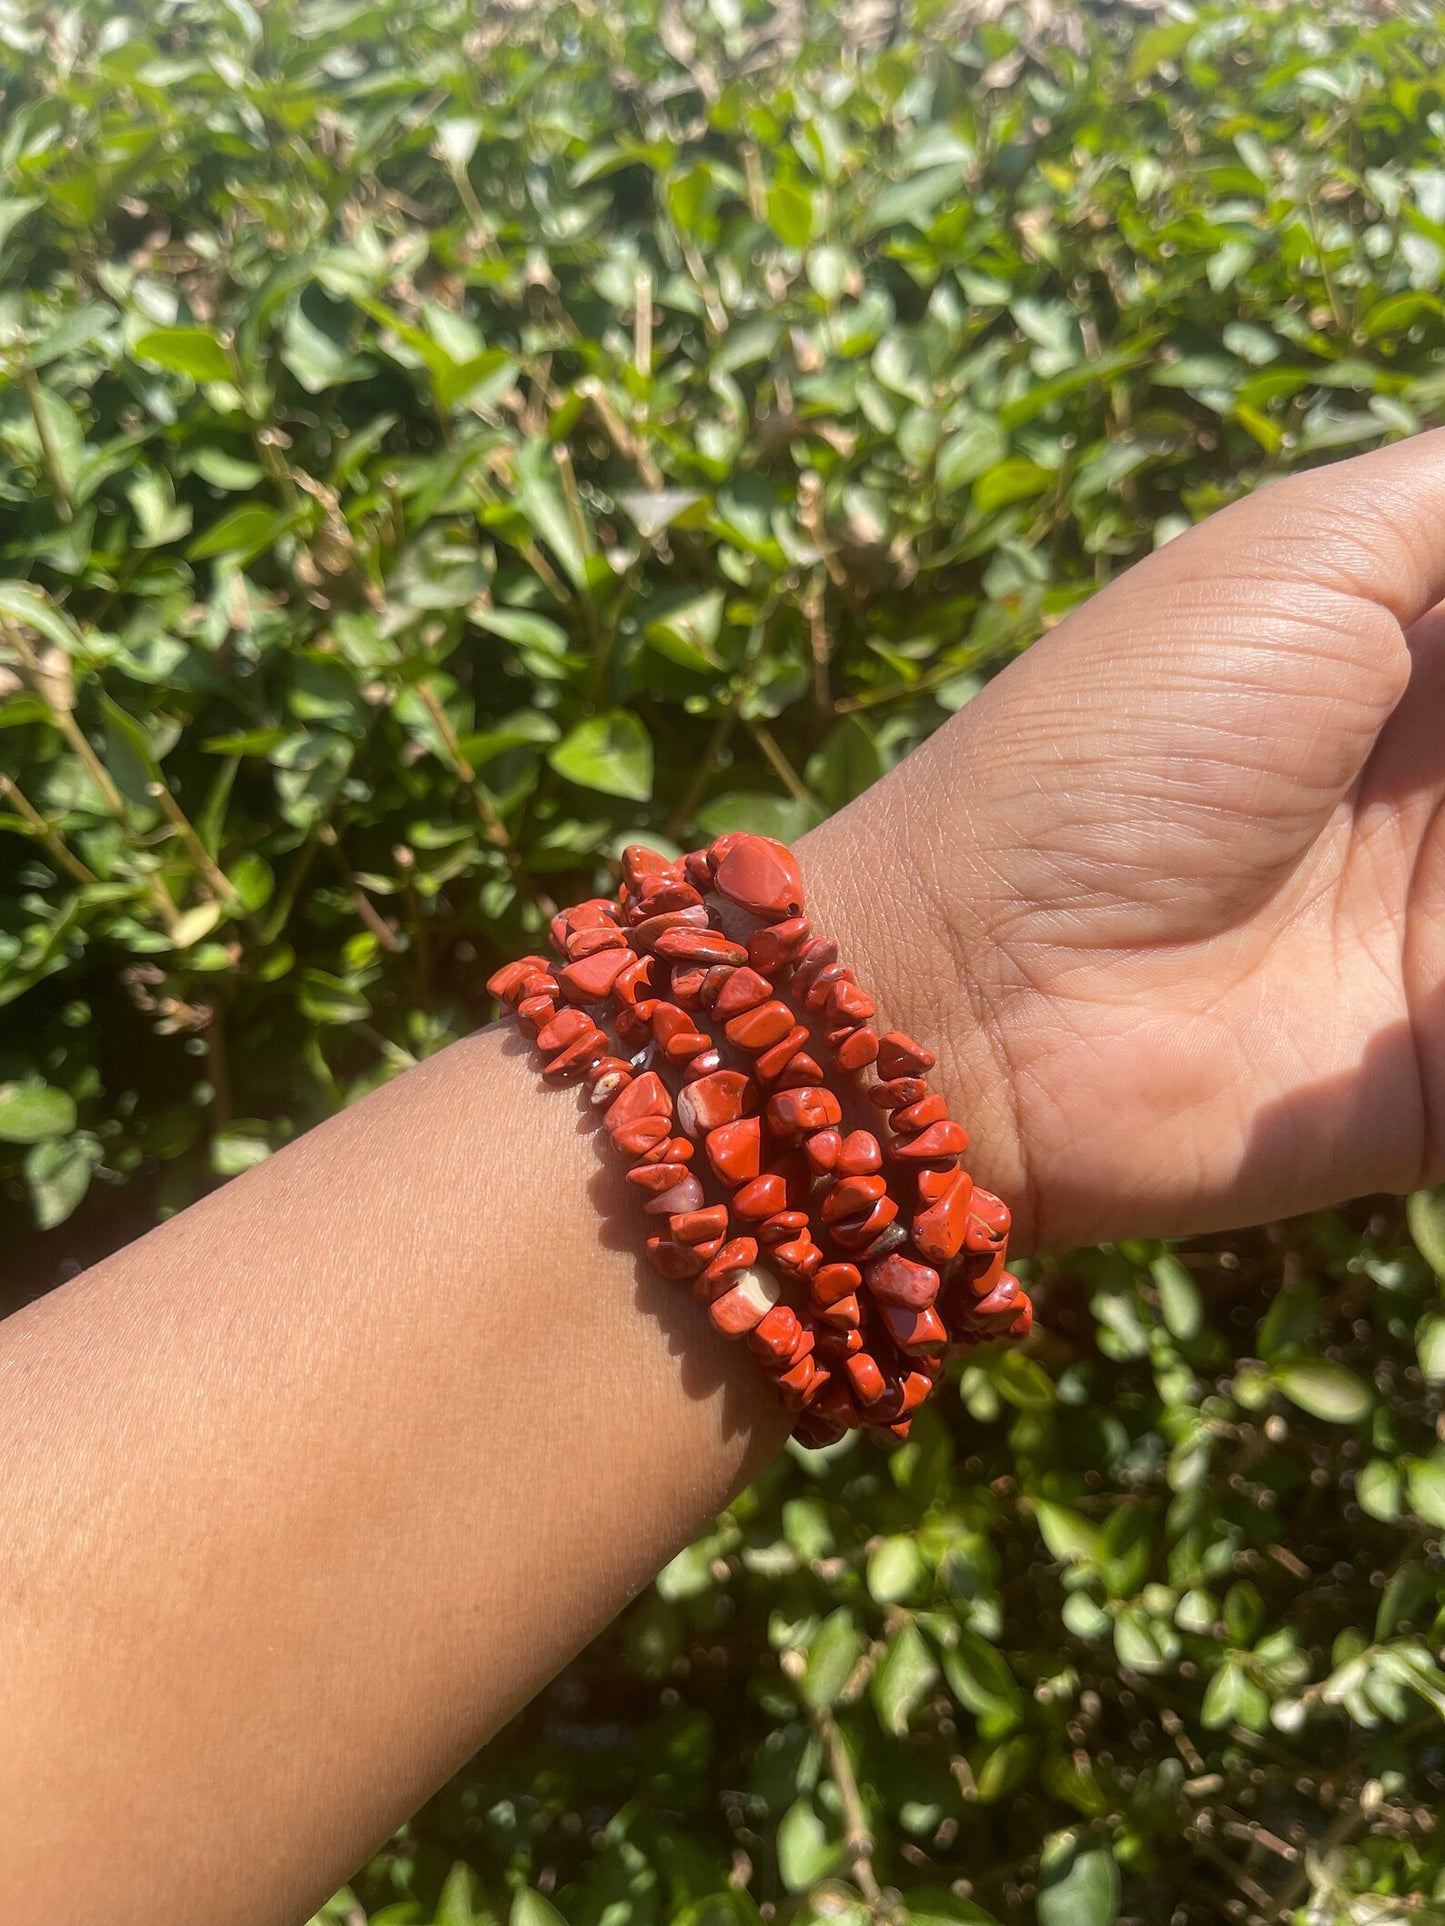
[487,832,1031,1446]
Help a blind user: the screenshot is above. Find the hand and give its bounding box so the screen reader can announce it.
[804,431,1445,1253]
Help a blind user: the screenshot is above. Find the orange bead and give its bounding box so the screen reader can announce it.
[912,1168,974,1264]
[877,1030,937,1078]
[865,1252,940,1309]
[711,833,805,920]
[705,1117,763,1184]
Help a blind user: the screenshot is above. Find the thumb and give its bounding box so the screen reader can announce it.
[925,428,1445,943]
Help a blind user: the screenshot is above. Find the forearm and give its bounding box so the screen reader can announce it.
[0,1022,793,1924]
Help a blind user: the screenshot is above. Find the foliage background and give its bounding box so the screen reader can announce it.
[3,0,1445,1920]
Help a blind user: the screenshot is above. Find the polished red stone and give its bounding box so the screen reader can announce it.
[965,1188,1012,1248]
[516,993,556,1036]
[821,1173,887,1223]
[699,1235,759,1291]
[961,1246,1007,1299]
[877,1030,937,1078]
[711,833,805,920]
[643,1176,705,1217]
[670,1205,730,1245]
[812,1260,862,1306]
[778,1355,824,1403]
[724,998,795,1051]
[803,1128,842,1173]
[829,1194,899,1251]
[1008,1296,1034,1340]
[606,1071,671,1131]
[826,979,875,1024]
[892,1093,948,1133]
[817,1292,860,1330]
[833,1026,879,1072]
[611,954,656,1006]
[749,1304,802,1360]
[770,1234,821,1279]
[915,1163,956,1204]
[837,1129,882,1175]
[846,1351,887,1405]
[535,1005,593,1054]
[766,1087,842,1136]
[758,1209,809,1243]
[705,1117,762,1184]
[639,1134,695,1166]
[867,1077,930,1111]
[973,1271,1022,1317]
[771,1052,825,1089]
[634,877,703,916]
[878,1301,948,1355]
[675,1070,754,1136]
[891,1120,969,1163]
[621,843,674,891]
[710,1266,780,1335]
[684,849,713,892]
[912,1167,974,1263]
[697,964,736,1007]
[588,1067,630,1107]
[684,1048,723,1079]
[654,927,750,966]
[487,955,550,999]
[558,948,632,1003]
[747,914,811,974]
[652,1003,711,1061]
[647,1236,707,1280]
[733,1172,787,1220]
[631,907,710,949]
[711,967,773,1019]
[802,963,851,1013]
[668,963,711,1009]
[626,1161,691,1195]
[754,1024,810,1081]
[567,924,629,958]
[544,1028,606,1078]
[866,1252,940,1309]
[611,1116,671,1155]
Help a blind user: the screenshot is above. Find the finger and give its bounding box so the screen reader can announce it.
[930,428,1445,943]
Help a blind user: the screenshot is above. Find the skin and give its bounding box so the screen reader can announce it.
[1,432,1443,1924]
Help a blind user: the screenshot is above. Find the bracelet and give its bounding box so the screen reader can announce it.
[487,833,1030,1446]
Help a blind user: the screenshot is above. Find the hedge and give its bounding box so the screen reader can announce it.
[2,1,1445,1921]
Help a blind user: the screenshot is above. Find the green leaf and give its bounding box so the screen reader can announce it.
[942,1631,1024,1731]
[548,710,653,801]
[1416,1314,1445,1383]
[1274,1359,1373,1424]
[133,326,231,384]
[1406,1453,1445,1530]
[24,1133,97,1228]
[1151,1254,1202,1341]
[1407,1187,1445,1277]
[767,177,816,249]
[776,1796,844,1891]
[1032,1501,1102,1568]
[871,1622,938,1735]
[510,1891,567,1926]
[802,1607,862,1708]
[1036,1841,1121,1926]
[867,1534,928,1605]
[188,503,289,562]
[0,1081,76,1142]
[972,457,1051,514]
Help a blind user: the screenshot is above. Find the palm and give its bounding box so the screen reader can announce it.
[809,436,1445,1251]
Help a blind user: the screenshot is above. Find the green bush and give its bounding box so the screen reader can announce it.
[3,1,1445,1919]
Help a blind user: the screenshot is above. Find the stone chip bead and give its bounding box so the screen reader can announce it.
[488,828,1028,1447]
[710,833,805,921]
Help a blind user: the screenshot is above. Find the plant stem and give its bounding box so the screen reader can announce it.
[0,774,98,884]
[813,1705,886,1914]
[1,612,181,935]
[18,353,73,522]
[415,679,556,918]
[146,780,241,911]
